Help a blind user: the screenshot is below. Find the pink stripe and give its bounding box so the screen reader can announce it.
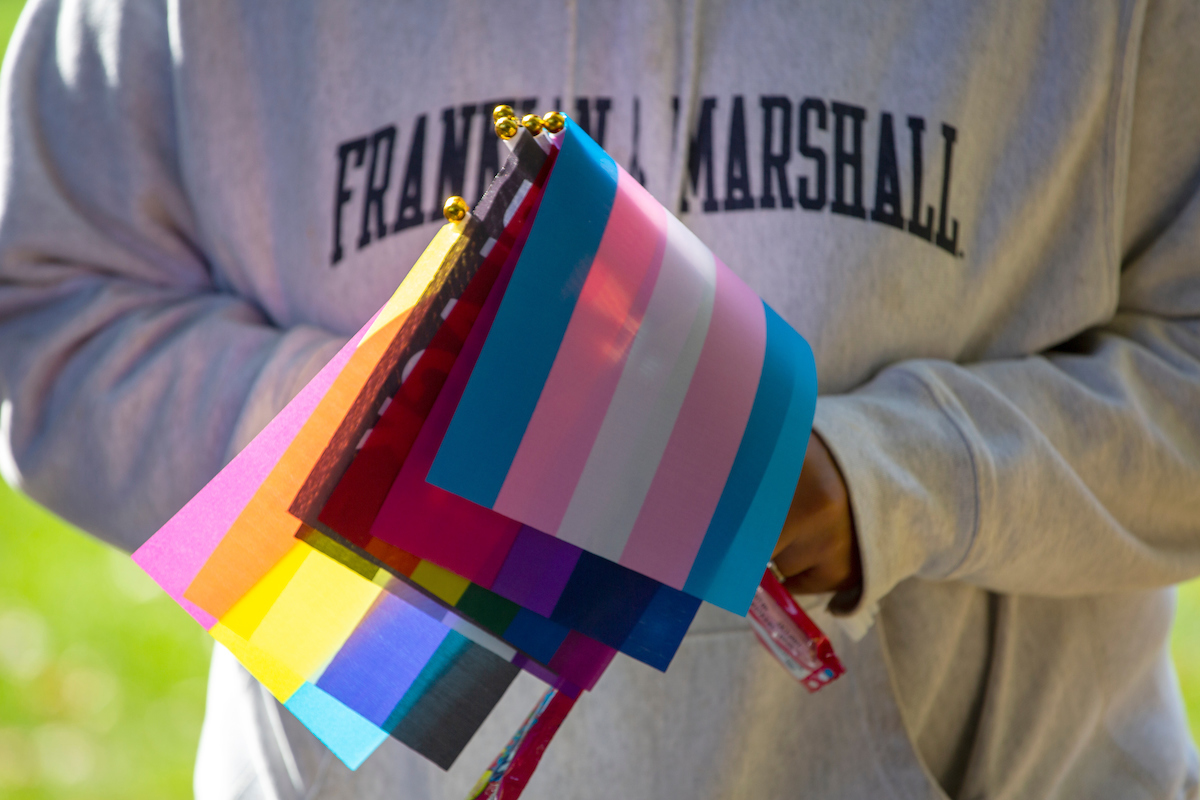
[369,219,530,588]
[132,319,373,629]
[618,257,766,587]
[493,171,668,534]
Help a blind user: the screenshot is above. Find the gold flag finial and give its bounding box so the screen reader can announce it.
[442,196,469,223]
[521,114,545,136]
[492,104,516,122]
[542,111,565,133]
[495,116,520,140]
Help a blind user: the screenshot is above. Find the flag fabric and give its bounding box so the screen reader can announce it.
[134,139,578,770]
[133,117,819,777]
[293,139,702,674]
[429,121,817,615]
[131,318,530,770]
[286,142,630,686]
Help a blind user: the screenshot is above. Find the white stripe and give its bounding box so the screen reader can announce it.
[503,181,532,227]
[555,214,716,559]
[445,614,518,662]
[400,349,425,383]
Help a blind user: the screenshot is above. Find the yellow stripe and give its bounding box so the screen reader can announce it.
[360,224,461,348]
[210,623,305,702]
[248,549,382,680]
[410,560,471,606]
[219,542,310,640]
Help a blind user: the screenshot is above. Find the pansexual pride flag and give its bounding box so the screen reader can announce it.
[429,120,818,615]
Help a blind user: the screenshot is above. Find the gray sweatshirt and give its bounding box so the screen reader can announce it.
[1,0,1198,798]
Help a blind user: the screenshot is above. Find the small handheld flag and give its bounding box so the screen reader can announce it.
[132,106,839,792]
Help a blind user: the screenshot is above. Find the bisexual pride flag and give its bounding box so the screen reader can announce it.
[133,116,817,779]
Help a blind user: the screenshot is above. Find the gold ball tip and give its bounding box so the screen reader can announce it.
[495,117,520,140]
[492,104,516,122]
[521,114,545,136]
[442,196,469,223]
[542,111,566,133]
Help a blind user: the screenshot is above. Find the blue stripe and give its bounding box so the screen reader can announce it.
[682,301,791,601]
[314,593,448,727]
[502,607,571,664]
[619,584,702,671]
[428,121,618,507]
[701,304,818,615]
[549,551,659,646]
[284,683,388,770]
[382,630,473,732]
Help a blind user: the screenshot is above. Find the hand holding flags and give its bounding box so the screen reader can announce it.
[132,108,838,793]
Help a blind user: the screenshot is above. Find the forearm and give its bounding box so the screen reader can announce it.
[0,0,346,551]
[0,277,343,551]
[816,310,1200,617]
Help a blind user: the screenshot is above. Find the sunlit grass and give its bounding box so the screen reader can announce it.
[0,483,212,800]
[1176,579,1200,739]
[0,0,207,794]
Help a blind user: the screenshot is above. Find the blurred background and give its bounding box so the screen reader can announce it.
[0,1,1195,798]
[0,483,211,800]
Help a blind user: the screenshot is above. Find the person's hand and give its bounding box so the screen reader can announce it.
[772,433,861,597]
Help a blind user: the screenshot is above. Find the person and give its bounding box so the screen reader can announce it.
[1,0,1198,797]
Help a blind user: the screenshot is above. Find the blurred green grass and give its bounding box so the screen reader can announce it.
[0,7,209,798]
[1179,579,1200,741]
[0,484,211,799]
[0,0,1195,798]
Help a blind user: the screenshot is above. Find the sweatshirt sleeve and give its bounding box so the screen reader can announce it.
[814,0,1200,631]
[0,0,344,552]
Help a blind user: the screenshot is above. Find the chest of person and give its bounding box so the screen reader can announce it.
[179,0,1134,392]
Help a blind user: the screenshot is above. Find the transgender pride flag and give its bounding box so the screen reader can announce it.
[428,120,817,615]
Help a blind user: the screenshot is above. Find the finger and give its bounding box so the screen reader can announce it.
[773,538,821,580]
[773,434,846,558]
[781,538,862,595]
[783,562,847,595]
[773,435,822,557]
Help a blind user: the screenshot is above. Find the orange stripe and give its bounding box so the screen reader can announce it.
[183,306,416,618]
